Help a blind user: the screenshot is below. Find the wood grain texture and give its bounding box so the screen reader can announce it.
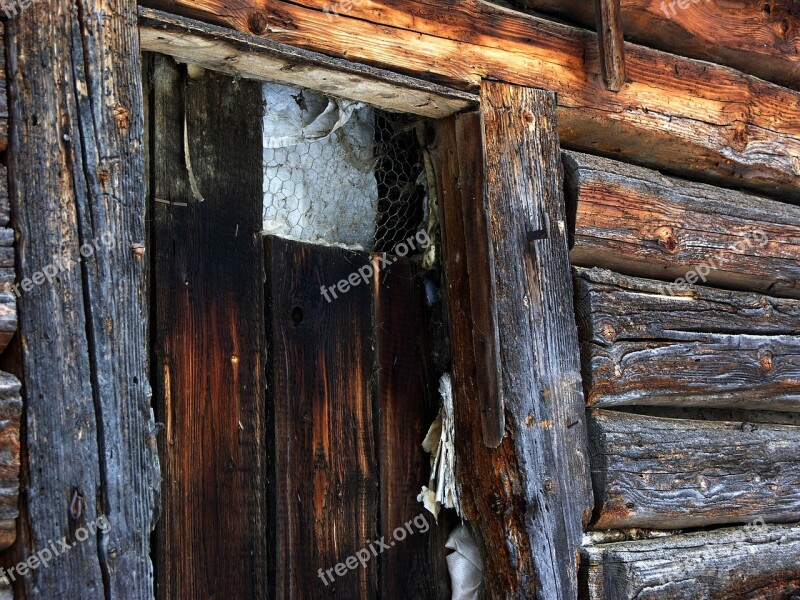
[483,82,592,599]
[565,151,800,298]
[149,57,267,599]
[266,237,378,600]
[594,0,626,91]
[581,523,800,599]
[138,7,477,118]
[375,258,450,600]
[7,0,160,595]
[0,372,20,551]
[453,111,504,448]
[432,116,533,598]
[574,267,800,345]
[141,0,800,200]
[588,409,800,529]
[510,0,800,90]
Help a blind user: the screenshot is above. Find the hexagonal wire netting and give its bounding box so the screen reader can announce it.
[262,82,428,254]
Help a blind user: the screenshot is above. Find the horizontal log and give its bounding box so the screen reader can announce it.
[582,523,800,599]
[0,371,21,551]
[138,8,477,118]
[574,267,800,345]
[565,151,800,298]
[140,0,800,200]
[511,0,800,91]
[583,336,800,411]
[588,409,800,530]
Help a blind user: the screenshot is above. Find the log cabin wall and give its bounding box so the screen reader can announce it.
[0,0,799,598]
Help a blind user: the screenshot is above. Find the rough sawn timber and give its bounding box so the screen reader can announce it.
[510,0,800,91]
[140,0,800,200]
[7,0,161,596]
[138,8,477,118]
[565,151,800,299]
[581,523,800,599]
[588,409,800,530]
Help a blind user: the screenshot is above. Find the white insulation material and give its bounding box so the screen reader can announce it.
[262,82,379,248]
[418,373,460,519]
[446,524,482,600]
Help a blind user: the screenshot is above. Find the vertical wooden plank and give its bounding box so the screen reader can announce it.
[594,0,626,91]
[375,258,450,599]
[266,237,378,599]
[7,0,160,596]
[481,81,592,599]
[150,58,267,598]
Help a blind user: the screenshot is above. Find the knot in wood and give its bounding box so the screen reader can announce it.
[655,226,679,254]
[247,11,270,35]
[759,351,773,372]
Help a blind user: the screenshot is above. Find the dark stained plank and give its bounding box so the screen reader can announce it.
[574,267,800,345]
[511,0,800,91]
[266,237,378,600]
[138,8,477,118]
[6,0,160,595]
[141,0,800,200]
[375,257,450,600]
[149,56,267,599]
[565,151,800,298]
[581,523,800,599]
[594,0,626,91]
[587,409,800,530]
[453,111,503,448]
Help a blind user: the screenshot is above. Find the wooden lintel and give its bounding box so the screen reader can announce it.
[138,7,478,118]
[140,0,800,200]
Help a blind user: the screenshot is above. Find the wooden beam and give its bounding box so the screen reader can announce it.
[149,56,267,598]
[511,0,800,91]
[7,0,160,595]
[594,0,626,91]
[138,8,477,118]
[588,409,800,529]
[565,151,800,299]
[140,0,800,200]
[443,81,593,598]
[582,524,800,599]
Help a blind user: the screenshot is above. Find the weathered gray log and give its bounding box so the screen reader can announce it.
[0,372,21,550]
[581,523,800,599]
[482,82,592,599]
[587,409,800,529]
[574,267,800,345]
[565,151,800,299]
[7,0,160,596]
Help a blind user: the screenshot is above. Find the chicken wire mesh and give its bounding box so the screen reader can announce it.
[261,83,428,254]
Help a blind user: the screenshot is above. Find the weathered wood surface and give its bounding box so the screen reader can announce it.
[511,0,800,90]
[565,151,800,298]
[576,268,800,410]
[575,267,800,344]
[581,523,800,599]
[0,372,20,550]
[453,111,504,448]
[594,0,626,91]
[139,8,477,118]
[7,0,160,596]
[266,237,378,599]
[141,0,800,200]
[149,56,267,598]
[0,22,14,354]
[438,82,594,599]
[375,258,451,600]
[588,409,800,529]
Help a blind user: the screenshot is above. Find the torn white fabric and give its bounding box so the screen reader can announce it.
[262,82,378,248]
[418,373,459,520]
[446,524,482,600]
